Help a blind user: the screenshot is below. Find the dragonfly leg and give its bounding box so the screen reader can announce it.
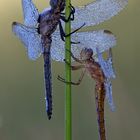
[65,49,85,64]
[60,4,75,22]
[59,22,80,44]
[65,23,85,37]
[57,76,80,85]
[59,24,79,44]
[59,21,83,44]
[64,59,85,70]
[57,70,85,85]
[69,4,75,21]
[58,21,65,42]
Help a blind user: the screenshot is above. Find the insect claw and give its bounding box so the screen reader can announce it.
[57,75,64,81]
[57,75,65,83]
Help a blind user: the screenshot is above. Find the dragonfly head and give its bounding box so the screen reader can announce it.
[50,0,65,11]
[80,48,93,60]
[50,0,58,8]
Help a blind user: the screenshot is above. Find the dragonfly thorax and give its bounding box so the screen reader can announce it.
[38,10,60,36]
[86,61,105,84]
[38,0,65,36]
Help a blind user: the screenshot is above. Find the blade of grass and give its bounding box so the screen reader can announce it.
[65,0,72,140]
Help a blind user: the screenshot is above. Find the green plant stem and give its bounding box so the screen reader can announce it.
[65,0,72,140]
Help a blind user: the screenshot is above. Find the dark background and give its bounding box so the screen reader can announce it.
[0,0,140,140]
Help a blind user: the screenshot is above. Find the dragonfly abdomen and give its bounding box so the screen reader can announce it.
[43,43,52,120]
[95,83,106,140]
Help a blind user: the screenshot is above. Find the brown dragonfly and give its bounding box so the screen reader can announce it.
[51,29,116,140]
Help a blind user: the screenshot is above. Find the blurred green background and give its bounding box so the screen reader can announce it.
[0,0,140,140]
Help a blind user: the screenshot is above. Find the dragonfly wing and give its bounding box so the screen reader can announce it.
[12,22,43,60]
[22,0,39,26]
[96,47,116,111]
[71,30,116,59]
[51,29,81,62]
[104,79,115,111]
[72,0,128,29]
[51,29,116,62]
[96,47,116,79]
[106,49,116,78]
[51,30,65,61]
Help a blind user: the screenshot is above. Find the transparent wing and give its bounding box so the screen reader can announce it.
[96,47,116,79]
[71,30,117,59]
[96,47,116,111]
[104,79,115,111]
[72,0,128,29]
[51,30,65,61]
[12,22,43,60]
[51,30,79,61]
[51,30,116,61]
[22,0,39,27]
[51,29,81,62]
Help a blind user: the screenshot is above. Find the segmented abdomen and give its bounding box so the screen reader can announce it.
[43,47,52,120]
[95,82,106,140]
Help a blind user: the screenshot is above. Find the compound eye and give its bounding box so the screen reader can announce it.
[50,0,58,8]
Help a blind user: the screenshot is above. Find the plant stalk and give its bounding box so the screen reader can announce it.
[65,0,72,140]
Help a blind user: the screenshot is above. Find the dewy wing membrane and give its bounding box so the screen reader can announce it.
[12,22,42,60]
[51,30,116,62]
[22,0,39,27]
[71,0,128,29]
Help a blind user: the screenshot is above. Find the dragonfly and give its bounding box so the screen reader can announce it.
[12,0,128,120]
[55,30,116,140]
[51,0,127,139]
[12,0,84,120]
